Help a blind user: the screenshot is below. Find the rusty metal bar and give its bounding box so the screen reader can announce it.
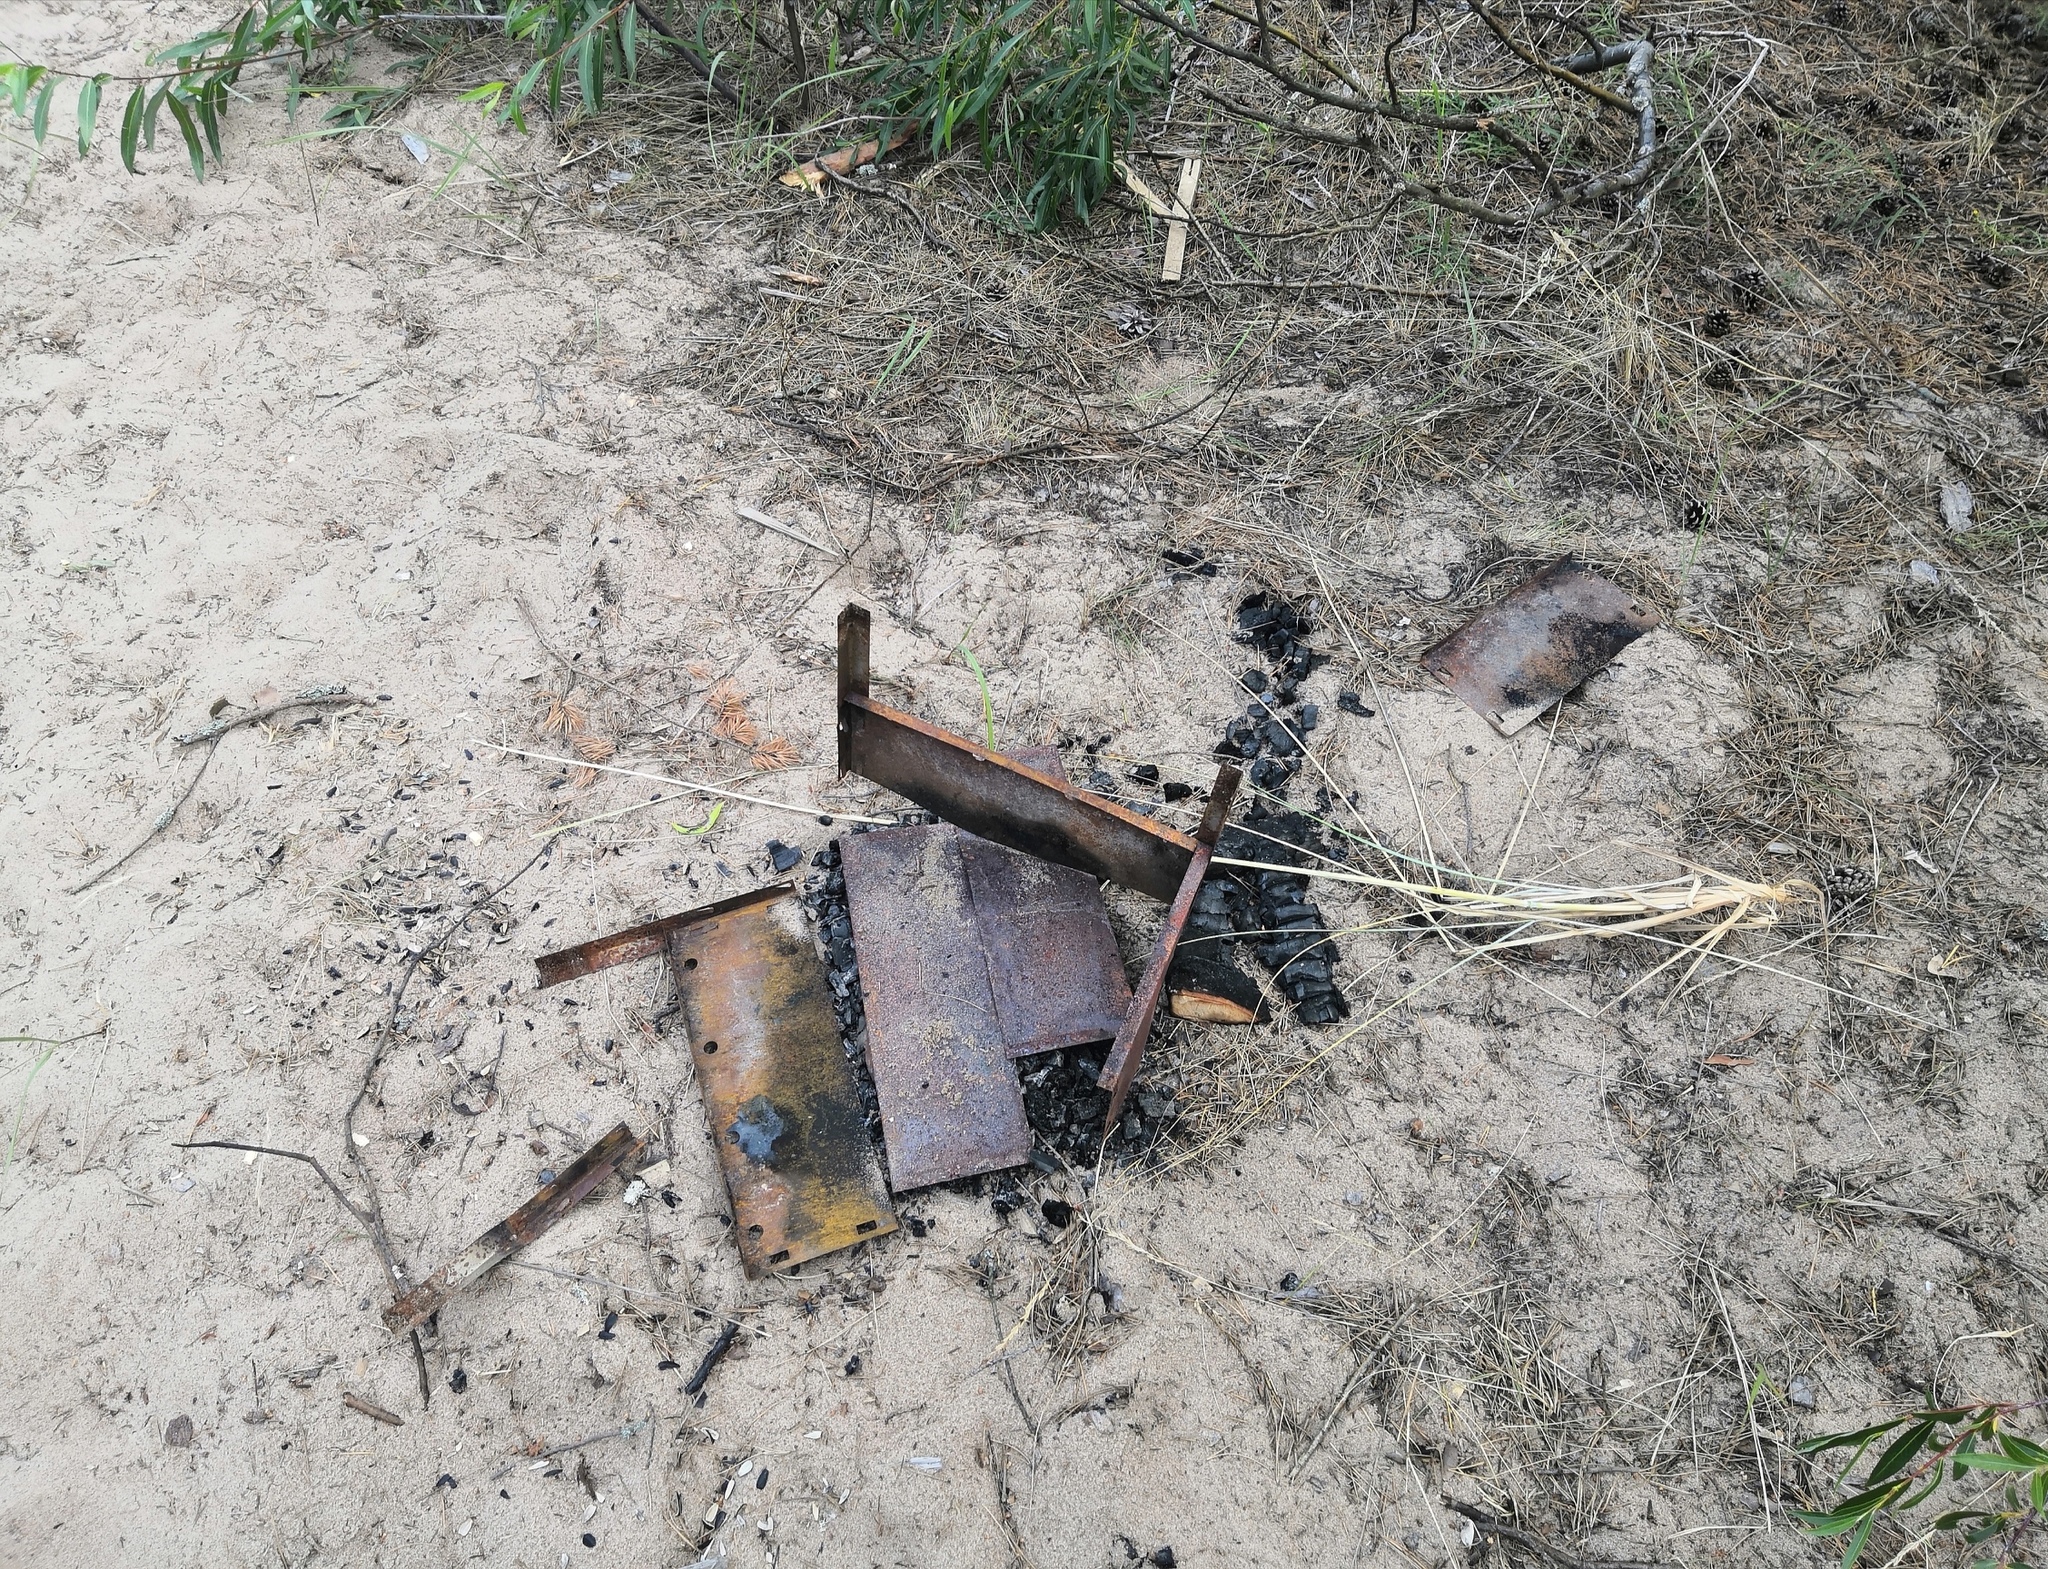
[1098,765,1242,1126]
[533,885,795,989]
[836,604,1197,902]
[384,1123,645,1333]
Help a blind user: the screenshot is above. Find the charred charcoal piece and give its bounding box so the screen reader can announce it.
[1162,780,1193,802]
[1167,948,1269,1024]
[766,839,803,874]
[1130,763,1161,786]
[1298,702,1319,731]
[1259,720,1301,756]
[1240,669,1268,694]
[1336,691,1373,718]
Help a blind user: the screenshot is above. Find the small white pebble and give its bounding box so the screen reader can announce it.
[352,1133,369,1147]
[582,1503,596,1523]
[457,1520,472,1538]
[805,1430,821,1440]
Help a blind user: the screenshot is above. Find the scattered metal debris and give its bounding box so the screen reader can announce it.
[383,1124,645,1332]
[536,885,897,1276]
[1420,556,1659,735]
[1099,766,1241,1124]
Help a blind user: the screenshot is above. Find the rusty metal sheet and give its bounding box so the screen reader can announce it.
[536,886,896,1278]
[837,604,1197,902]
[959,834,1131,1056]
[663,887,898,1276]
[1099,766,1241,1125]
[385,1123,645,1333]
[1419,557,1659,736]
[840,826,1034,1190]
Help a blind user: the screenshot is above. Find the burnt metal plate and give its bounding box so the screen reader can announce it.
[841,826,1033,1191]
[662,886,897,1277]
[1419,557,1659,736]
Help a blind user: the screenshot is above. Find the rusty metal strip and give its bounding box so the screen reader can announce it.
[384,1123,644,1333]
[840,826,1034,1190]
[837,604,1197,902]
[1099,766,1242,1125]
[533,885,785,987]
[1419,557,1659,736]
[663,886,897,1276]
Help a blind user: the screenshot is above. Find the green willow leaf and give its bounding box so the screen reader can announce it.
[76,73,108,155]
[164,89,206,181]
[119,85,144,172]
[31,73,56,143]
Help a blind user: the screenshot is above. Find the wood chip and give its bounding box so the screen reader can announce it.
[342,1390,405,1426]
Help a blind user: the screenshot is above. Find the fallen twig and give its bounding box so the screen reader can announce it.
[70,688,366,895]
[682,1320,741,1396]
[342,1390,405,1427]
[175,1139,375,1232]
[488,1419,650,1482]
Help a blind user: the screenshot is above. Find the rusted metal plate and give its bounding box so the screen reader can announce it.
[1419,557,1659,736]
[839,747,1134,1187]
[1099,766,1241,1124]
[838,604,1197,902]
[385,1123,644,1333]
[840,827,1035,1190]
[535,886,897,1278]
[958,834,1131,1056]
[663,887,898,1276]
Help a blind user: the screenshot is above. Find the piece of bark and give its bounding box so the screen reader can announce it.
[1167,950,1268,1025]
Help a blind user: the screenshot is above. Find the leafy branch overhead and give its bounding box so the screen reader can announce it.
[5,0,1680,231]
[1796,1400,2048,1569]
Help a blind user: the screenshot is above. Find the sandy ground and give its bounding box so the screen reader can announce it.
[6,4,2048,1568]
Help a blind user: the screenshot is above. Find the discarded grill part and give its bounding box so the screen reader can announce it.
[1419,557,1659,735]
[384,1123,645,1333]
[534,886,897,1277]
[837,604,1197,902]
[840,748,1134,1189]
[1099,766,1242,1125]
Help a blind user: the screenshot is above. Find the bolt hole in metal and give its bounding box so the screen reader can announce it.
[748,1224,764,1239]
[856,1220,878,1234]
[682,956,698,970]
[703,1040,718,1054]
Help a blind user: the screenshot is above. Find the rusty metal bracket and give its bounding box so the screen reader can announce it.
[1098,765,1242,1126]
[1419,557,1659,735]
[535,886,896,1277]
[385,1123,645,1334]
[837,604,1197,902]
